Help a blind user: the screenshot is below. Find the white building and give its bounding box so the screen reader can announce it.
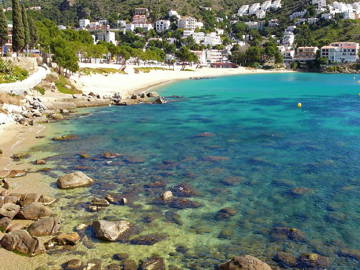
[178,17,202,30]
[268,19,279,27]
[216,29,225,35]
[256,9,266,19]
[58,25,67,30]
[321,42,359,63]
[79,19,90,29]
[290,10,307,20]
[245,21,265,30]
[203,32,222,47]
[192,32,206,43]
[126,23,153,31]
[271,0,282,9]
[261,0,272,11]
[311,0,327,8]
[307,17,319,24]
[155,20,171,33]
[238,5,249,16]
[96,31,116,45]
[117,20,127,28]
[249,3,261,15]
[183,30,195,37]
[321,13,333,20]
[282,32,295,47]
[168,10,181,20]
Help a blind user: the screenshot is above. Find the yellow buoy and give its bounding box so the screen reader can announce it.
[297,102,302,108]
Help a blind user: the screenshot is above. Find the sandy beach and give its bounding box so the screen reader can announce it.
[72,64,294,97]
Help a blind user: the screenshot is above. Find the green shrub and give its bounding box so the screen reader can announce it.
[0,59,29,84]
[55,75,82,94]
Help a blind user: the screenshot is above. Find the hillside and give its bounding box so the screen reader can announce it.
[3,0,350,25]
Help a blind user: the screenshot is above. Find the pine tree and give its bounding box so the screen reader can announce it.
[21,5,30,50]
[28,15,38,49]
[0,7,8,55]
[12,0,25,53]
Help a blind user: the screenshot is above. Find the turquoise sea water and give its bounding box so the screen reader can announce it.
[38,73,360,269]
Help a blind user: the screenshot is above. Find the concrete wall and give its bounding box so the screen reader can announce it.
[0,65,50,95]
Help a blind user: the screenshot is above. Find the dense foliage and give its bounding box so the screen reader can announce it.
[0,59,29,83]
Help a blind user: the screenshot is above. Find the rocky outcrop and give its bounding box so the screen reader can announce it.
[18,202,53,220]
[27,217,61,236]
[218,255,272,270]
[0,230,45,256]
[92,220,135,242]
[0,203,20,219]
[57,171,94,189]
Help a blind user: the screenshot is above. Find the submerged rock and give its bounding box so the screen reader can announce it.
[273,252,297,268]
[121,259,138,270]
[338,248,360,261]
[113,253,129,261]
[168,198,202,209]
[52,134,79,141]
[57,171,94,189]
[193,132,215,138]
[28,217,61,237]
[0,230,45,256]
[164,211,183,225]
[34,160,47,165]
[18,202,53,220]
[103,152,121,159]
[290,187,312,196]
[297,253,330,269]
[7,169,27,178]
[130,233,168,245]
[270,227,306,242]
[93,220,135,242]
[170,183,198,197]
[220,176,243,186]
[218,255,272,270]
[139,256,165,270]
[160,191,173,201]
[215,208,237,220]
[63,259,83,270]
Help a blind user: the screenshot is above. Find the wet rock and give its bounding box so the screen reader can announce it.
[105,264,121,270]
[28,217,61,237]
[46,232,81,249]
[218,255,272,270]
[0,217,11,231]
[297,253,330,269]
[52,134,79,141]
[168,198,202,209]
[79,153,90,159]
[273,252,297,268]
[7,169,28,178]
[92,220,135,242]
[18,202,53,220]
[91,197,110,207]
[147,92,159,98]
[215,208,237,220]
[11,153,30,161]
[175,245,189,254]
[152,97,167,104]
[0,203,20,219]
[34,160,47,165]
[160,191,173,201]
[139,256,165,270]
[170,183,197,197]
[103,152,121,159]
[0,230,45,256]
[85,258,102,270]
[113,253,129,261]
[130,233,168,245]
[57,171,94,189]
[290,187,312,196]
[48,113,64,120]
[63,259,83,270]
[270,227,306,242]
[121,259,137,270]
[164,211,183,225]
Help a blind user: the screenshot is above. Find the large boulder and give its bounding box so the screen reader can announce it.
[92,220,135,242]
[218,255,272,270]
[0,230,45,256]
[0,203,20,219]
[27,217,61,236]
[18,202,53,220]
[57,171,94,189]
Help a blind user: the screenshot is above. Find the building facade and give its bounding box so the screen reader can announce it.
[155,20,171,33]
[321,42,359,63]
[295,47,319,60]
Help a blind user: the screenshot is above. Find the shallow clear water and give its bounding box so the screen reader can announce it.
[35,73,360,269]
